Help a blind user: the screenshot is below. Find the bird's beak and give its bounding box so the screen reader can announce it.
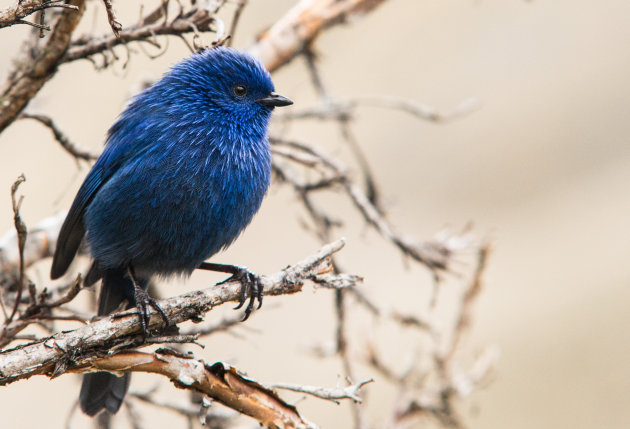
[257,92,293,107]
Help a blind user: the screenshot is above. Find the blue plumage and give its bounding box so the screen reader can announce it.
[50,47,292,416]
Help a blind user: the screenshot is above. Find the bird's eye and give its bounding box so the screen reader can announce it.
[232,84,248,98]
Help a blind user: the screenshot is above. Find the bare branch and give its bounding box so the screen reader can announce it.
[0,0,86,133]
[5,175,27,324]
[102,0,122,37]
[0,274,83,347]
[308,273,362,289]
[61,9,216,64]
[389,311,435,334]
[0,0,78,30]
[248,0,389,72]
[270,379,374,404]
[0,0,392,135]
[0,239,348,383]
[15,18,49,31]
[38,274,82,309]
[441,243,491,364]
[226,0,247,47]
[0,3,492,427]
[277,96,480,123]
[75,350,317,429]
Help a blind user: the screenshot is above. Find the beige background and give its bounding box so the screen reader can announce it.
[1,0,629,428]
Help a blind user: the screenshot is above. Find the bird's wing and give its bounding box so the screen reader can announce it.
[50,164,111,279]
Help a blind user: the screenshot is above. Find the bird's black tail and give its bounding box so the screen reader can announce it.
[80,268,145,416]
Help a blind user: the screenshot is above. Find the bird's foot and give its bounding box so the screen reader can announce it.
[133,286,170,336]
[218,267,264,321]
[127,265,170,336]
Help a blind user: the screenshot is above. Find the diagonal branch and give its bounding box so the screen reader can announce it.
[271,138,468,274]
[271,379,374,404]
[71,351,317,429]
[0,239,351,384]
[0,0,391,136]
[248,0,389,72]
[277,96,480,124]
[19,113,100,161]
[101,0,122,37]
[0,0,86,133]
[0,0,78,29]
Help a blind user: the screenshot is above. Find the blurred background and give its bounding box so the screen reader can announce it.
[0,0,629,428]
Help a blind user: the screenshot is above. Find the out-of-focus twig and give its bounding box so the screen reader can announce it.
[130,390,238,423]
[226,0,247,46]
[443,244,491,363]
[102,0,122,37]
[248,0,389,72]
[271,137,467,274]
[277,96,481,123]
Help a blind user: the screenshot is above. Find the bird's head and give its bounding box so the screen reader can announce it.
[155,47,292,129]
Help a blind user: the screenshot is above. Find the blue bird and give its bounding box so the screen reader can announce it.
[49,47,292,416]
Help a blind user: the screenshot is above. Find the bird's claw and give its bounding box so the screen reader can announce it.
[133,287,170,337]
[218,267,264,321]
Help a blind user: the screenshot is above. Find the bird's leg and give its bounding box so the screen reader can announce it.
[197,262,264,321]
[127,265,170,336]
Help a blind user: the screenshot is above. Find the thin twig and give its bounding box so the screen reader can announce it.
[16,18,49,31]
[278,96,480,123]
[443,243,491,363]
[6,175,27,324]
[248,0,389,72]
[271,378,374,404]
[102,0,122,36]
[225,0,247,46]
[62,11,216,64]
[20,113,99,161]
